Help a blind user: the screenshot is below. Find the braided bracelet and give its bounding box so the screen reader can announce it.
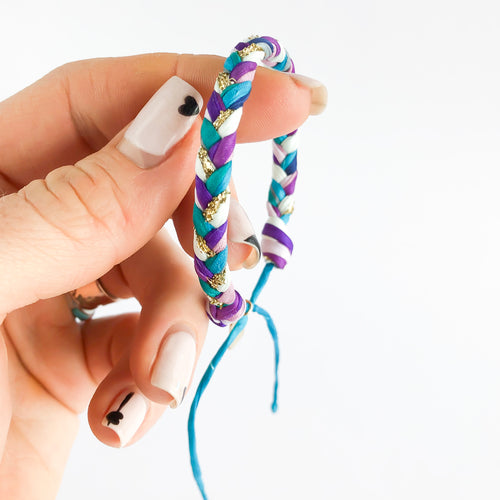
[190,36,298,500]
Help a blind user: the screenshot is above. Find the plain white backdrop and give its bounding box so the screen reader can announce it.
[1,0,500,499]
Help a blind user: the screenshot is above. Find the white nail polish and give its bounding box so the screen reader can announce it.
[228,198,261,269]
[117,76,203,168]
[289,73,328,116]
[151,330,197,408]
[102,391,149,447]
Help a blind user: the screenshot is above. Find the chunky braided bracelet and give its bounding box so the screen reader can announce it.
[190,35,298,500]
[193,35,297,326]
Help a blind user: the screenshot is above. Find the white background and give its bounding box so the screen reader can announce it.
[1,0,500,499]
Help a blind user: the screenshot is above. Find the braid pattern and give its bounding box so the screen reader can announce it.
[193,36,298,327]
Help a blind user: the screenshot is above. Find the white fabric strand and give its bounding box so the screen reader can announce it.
[195,156,207,182]
[270,48,287,64]
[281,133,299,153]
[217,107,242,137]
[278,196,295,215]
[213,264,231,293]
[272,163,287,183]
[266,215,288,232]
[193,233,209,262]
[194,191,204,212]
[257,43,273,59]
[242,51,265,64]
[208,196,231,229]
[214,79,225,95]
[261,235,292,261]
[266,202,279,218]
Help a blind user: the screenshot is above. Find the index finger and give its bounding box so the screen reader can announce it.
[0,52,322,190]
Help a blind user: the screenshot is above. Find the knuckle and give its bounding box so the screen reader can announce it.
[57,62,109,151]
[20,161,130,247]
[48,61,76,81]
[67,157,131,236]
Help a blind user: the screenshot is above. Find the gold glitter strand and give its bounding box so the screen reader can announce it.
[203,189,230,222]
[196,233,216,258]
[238,43,265,59]
[208,268,227,289]
[198,147,215,177]
[208,297,224,308]
[213,109,234,131]
[217,72,235,92]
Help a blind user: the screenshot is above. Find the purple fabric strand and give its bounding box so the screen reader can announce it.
[255,36,280,54]
[194,256,213,281]
[263,252,287,270]
[206,92,226,123]
[230,61,257,81]
[235,41,249,51]
[204,221,228,248]
[209,132,237,167]
[270,204,280,216]
[209,291,244,321]
[284,175,297,195]
[262,223,294,252]
[195,176,213,209]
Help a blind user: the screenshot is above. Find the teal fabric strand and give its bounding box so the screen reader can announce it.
[250,262,272,299]
[253,303,280,413]
[188,315,249,500]
[188,263,280,500]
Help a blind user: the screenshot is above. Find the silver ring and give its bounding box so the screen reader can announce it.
[67,279,118,321]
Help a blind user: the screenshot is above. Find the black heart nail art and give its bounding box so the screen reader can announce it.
[106,410,124,426]
[178,95,200,116]
[106,392,134,426]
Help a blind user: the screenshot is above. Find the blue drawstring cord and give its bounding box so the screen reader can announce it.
[188,262,280,499]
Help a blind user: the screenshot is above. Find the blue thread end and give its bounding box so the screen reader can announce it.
[188,263,281,500]
[253,301,280,416]
[71,307,91,321]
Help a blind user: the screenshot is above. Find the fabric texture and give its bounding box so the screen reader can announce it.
[193,35,298,326]
[189,35,299,500]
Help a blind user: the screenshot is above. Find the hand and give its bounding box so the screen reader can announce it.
[0,53,320,498]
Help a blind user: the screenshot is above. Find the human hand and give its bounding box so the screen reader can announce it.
[0,53,323,498]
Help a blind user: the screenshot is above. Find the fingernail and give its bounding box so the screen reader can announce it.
[102,391,149,447]
[117,76,203,168]
[150,329,197,408]
[290,73,328,115]
[228,199,261,269]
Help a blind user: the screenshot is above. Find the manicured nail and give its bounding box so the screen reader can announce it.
[102,391,149,447]
[290,73,328,115]
[151,330,197,408]
[117,76,203,168]
[228,199,261,269]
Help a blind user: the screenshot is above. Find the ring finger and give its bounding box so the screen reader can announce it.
[85,227,207,447]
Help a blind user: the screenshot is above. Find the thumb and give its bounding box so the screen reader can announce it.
[0,76,203,315]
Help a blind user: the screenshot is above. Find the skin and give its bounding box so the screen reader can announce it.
[0,53,312,499]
